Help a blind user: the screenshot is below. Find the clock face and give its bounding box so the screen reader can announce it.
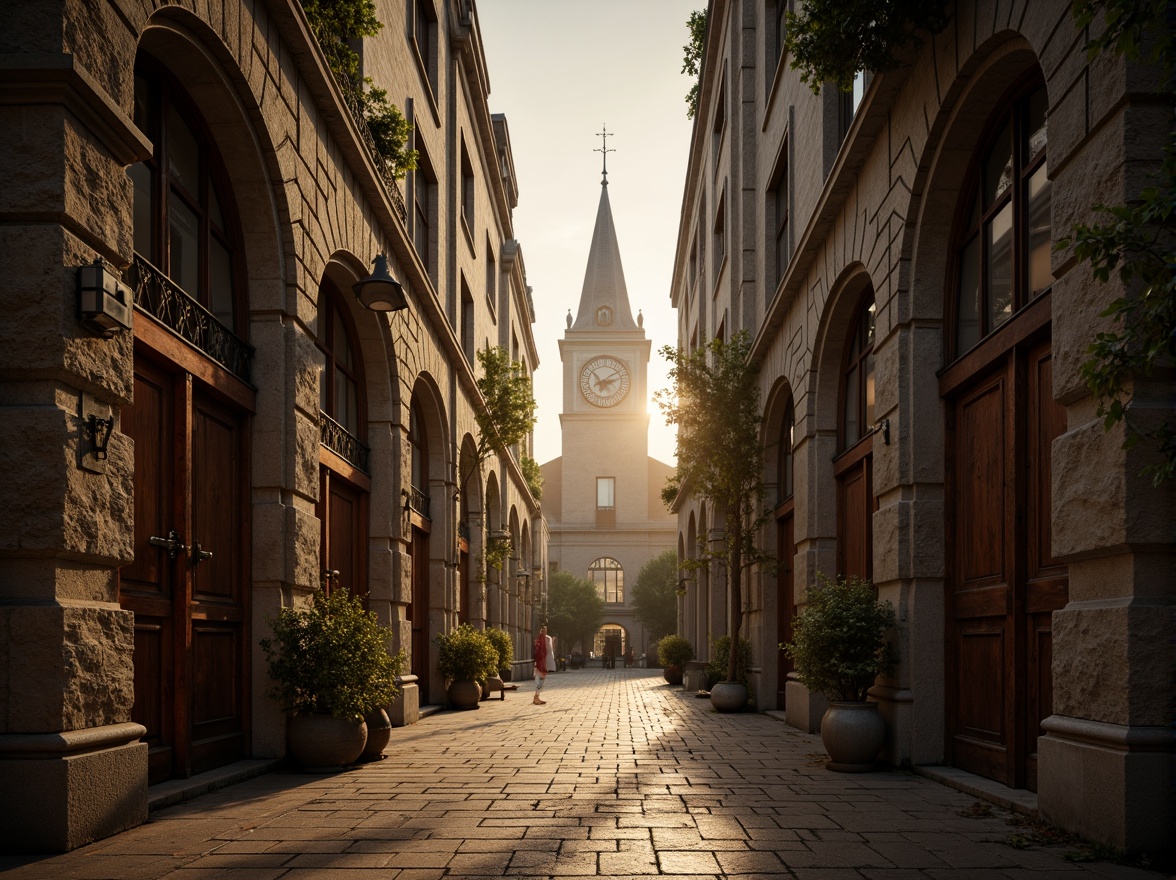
[579,356,631,408]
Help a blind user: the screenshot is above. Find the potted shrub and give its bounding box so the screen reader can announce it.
[485,627,514,681]
[783,574,897,772]
[260,589,404,769]
[705,634,753,711]
[436,624,499,710]
[656,634,694,686]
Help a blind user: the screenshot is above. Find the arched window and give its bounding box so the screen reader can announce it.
[316,282,363,439]
[589,557,624,604]
[409,398,429,513]
[128,57,240,331]
[777,396,795,503]
[841,294,876,451]
[952,83,1050,359]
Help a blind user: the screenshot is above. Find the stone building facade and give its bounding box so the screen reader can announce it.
[541,176,676,663]
[670,0,1173,856]
[0,0,544,852]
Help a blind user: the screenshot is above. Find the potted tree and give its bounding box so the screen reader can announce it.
[656,634,694,686]
[260,589,404,770]
[783,574,897,772]
[436,624,499,710]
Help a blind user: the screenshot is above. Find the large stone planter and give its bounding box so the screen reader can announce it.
[663,665,683,685]
[360,708,392,761]
[709,681,748,712]
[447,679,482,710]
[820,701,885,772]
[287,714,368,770]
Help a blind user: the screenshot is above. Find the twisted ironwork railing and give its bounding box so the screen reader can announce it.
[320,411,370,474]
[128,255,254,383]
[409,485,430,519]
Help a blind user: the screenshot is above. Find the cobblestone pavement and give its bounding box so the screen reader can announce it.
[2,668,1168,879]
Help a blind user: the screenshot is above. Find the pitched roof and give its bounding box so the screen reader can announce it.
[570,183,639,332]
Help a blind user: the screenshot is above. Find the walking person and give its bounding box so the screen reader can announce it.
[533,625,549,705]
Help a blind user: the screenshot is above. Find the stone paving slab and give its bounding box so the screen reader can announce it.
[0,668,1169,879]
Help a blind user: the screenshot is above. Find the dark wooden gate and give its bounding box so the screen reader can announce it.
[943,331,1068,790]
[122,351,249,784]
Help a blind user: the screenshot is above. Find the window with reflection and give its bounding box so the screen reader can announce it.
[778,396,795,503]
[953,83,1050,359]
[129,56,240,330]
[316,282,362,437]
[841,294,876,450]
[409,398,428,497]
[589,557,624,604]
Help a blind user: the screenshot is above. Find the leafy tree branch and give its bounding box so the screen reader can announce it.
[683,9,707,119]
[457,346,538,500]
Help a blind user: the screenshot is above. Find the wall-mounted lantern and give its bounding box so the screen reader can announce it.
[353,254,408,312]
[77,259,132,337]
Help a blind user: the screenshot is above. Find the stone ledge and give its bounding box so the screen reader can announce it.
[0,722,145,758]
[148,758,282,813]
[913,764,1038,816]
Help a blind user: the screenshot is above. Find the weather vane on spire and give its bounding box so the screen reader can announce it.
[594,124,615,186]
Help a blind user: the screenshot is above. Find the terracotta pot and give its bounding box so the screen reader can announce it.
[360,707,391,761]
[448,679,482,710]
[663,665,683,685]
[820,700,885,772]
[287,713,367,770]
[709,681,748,712]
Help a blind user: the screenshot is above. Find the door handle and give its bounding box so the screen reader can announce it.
[192,541,213,565]
[320,569,340,589]
[148,529,187,559]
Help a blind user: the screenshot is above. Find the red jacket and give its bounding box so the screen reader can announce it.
[533,633,548,670]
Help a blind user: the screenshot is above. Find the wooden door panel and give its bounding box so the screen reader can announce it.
[191,400,241,605]
[776,509,795,711]
[956,377,1007,586]
[411,526,430,696]
[835,441,873,582]
[123,367,173,596]
[132,620,174,784]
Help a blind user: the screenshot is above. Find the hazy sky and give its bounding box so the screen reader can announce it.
[477,1,700,467]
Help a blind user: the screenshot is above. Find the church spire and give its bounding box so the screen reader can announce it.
[570,127,639,333]
[594,123,614,186]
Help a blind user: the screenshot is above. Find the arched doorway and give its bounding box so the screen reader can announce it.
[941,77,1066,791]
[406,396,432,701]
[773,394,796,710]
[120,54,252,784]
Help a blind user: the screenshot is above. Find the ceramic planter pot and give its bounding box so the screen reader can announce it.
[360,707,392,761]
[448,679,482,710]
[709,681,748,712]
[287,713,367,770]
[820,700,885,772]
[663,665,683,685]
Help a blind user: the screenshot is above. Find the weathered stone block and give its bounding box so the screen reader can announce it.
[0,603,134,733]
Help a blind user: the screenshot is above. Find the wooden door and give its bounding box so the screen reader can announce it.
[318,468,367,598]
[945,336,1067,790]
[121,359,249,784]
[835,437,874,581]
[410,524,431,699]
[775,501,795,710]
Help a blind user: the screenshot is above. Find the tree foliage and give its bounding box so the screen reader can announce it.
[459,346,538,498]
[656,331,772,682]
[631,549,680,642]
[784,0,950,93]
[521,455,544,501]
[545,570,604,657]
[300,0,418,178]
[1062,0,1175,486]
[683,9,707,119]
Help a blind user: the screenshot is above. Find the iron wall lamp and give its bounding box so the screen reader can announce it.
[77,259,132,337]
[353,254,408,312]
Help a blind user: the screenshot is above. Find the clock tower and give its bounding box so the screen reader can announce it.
[539,134,675,663]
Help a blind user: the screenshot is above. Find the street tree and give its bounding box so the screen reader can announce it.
[656,331,773,684]
[545,570,604,658]
[457,346,538,500]
[631,550,680,643]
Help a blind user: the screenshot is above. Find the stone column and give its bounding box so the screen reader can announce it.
[0,44,150,851]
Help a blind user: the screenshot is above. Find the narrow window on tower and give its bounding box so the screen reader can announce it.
[596,476,615,529]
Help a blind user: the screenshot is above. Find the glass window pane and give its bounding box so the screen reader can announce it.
[956,235,981,354]
[333,305,354,370]
[166,103,200,195]
[168,195,200,297]
[1025,87,1048,163]
[781,401,794,499]
[209,182,225,231]
[133,74,159,141]
[983,121,1013,207]
[1027,164,1052,296]
[128,162,154,259]
[597,477,615,508]
[986,203,1014,330]
[209,236,234,330]
[864,350,875,429]
[336,371,358,435]
[844,363,859,445]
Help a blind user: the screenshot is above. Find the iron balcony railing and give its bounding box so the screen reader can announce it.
[128,255,254,383]
[319,411,370,474]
